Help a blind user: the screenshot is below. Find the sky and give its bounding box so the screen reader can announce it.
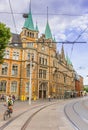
[0,0,88,85]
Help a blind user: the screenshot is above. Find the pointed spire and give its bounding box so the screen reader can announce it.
[61,45,65,59]
[35,21,39,32]
[66,52,72,65]
[23,0,34,31]
[29,0,31,13]
[47,6,48,23]
[45,7,52,39]
[53,36,56,43]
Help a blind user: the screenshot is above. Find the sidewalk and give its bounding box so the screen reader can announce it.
[0,99,75,130]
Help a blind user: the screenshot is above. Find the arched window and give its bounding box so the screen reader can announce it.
[27,31,29,36]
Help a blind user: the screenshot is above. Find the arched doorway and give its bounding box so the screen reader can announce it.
[39,82,47,99]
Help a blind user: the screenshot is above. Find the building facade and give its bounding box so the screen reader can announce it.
[0,8,82,100]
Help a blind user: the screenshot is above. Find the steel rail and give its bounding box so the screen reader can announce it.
[64,99,88,130]
[0,102,56,130]
[21,103,56,130]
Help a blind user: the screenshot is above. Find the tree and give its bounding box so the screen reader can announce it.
[0,22,11,64]
[84,87,88,92]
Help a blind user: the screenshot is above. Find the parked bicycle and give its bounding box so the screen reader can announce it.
[3,104,13,120]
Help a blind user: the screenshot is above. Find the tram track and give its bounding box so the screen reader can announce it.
[64,99,88,130]
[0,102,57,130]
[21,104,54,130]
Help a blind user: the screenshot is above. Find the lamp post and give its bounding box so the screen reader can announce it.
[29,60,32,105]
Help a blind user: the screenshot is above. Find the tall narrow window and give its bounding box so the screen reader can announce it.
[39,57,41,64]
[12,64,18,76]
[4,50,9,59]
[26,82,29,93]
[43,70,46,79]
[2,63,8,75]
[27,53,30,60]
[11,81,17,93]
[0,81,6,92]
[31,53,34,61]
[45,59,47,65]
[13,51,19,60]
[39,69,42,78]
[26,64,30,77]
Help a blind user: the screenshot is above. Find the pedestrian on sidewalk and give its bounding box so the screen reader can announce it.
[48,95,51,101]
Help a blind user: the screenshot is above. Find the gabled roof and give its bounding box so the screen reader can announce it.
[45,21,52,39]
[24,11,34,31]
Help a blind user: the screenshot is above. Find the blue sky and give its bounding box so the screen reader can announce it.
[0,0,88,85]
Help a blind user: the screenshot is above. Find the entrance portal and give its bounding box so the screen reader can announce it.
[39,83,47,99]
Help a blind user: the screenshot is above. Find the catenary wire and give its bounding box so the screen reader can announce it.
[8,0,18,35]
[70,25,88,59]
[0,11,88,16]
[3,0,88,59]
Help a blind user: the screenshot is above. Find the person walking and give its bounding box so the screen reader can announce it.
[48,95,51,101]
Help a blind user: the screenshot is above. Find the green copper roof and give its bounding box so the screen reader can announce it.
[45,21,52,39]
[24,12,34,31]
[66,54,72,65]
[53,37,56,43]
[35,22,39,32]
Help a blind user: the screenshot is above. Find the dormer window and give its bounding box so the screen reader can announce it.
[30,32,34,38]
[27,32,29,36]
[24,30,26,35]
[27,42,33,48]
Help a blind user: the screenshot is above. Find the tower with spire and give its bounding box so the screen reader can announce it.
[21,0,39,47]
[45,7,52,40]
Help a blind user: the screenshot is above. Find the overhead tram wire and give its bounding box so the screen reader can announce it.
[0,11,88,16]
[70,25,88,59]
[8,0,18,35]
[9,41,86,46]
[3,2,87,46]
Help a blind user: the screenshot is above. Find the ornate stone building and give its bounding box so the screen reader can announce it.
[0,8,81,100]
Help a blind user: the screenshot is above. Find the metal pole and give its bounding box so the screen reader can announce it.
[29,60,32,105]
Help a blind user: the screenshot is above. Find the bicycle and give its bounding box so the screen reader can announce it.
[3,105,13,120]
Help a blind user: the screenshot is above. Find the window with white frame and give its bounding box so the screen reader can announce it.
[26,64,30,77]
[39,69,42,78]
[12,64,18,76]
[11,81,17,92]
[31,53,34,61]
[26,82,29,93]
[2,63,8,75]
[27,42,33,48]
[4,50,9,59]
[27,53,30,60]
[43,70,47,79]
[0,81,6,92]
[27,53,34,61]
[13,51,19,60]
[45,59,47,65]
